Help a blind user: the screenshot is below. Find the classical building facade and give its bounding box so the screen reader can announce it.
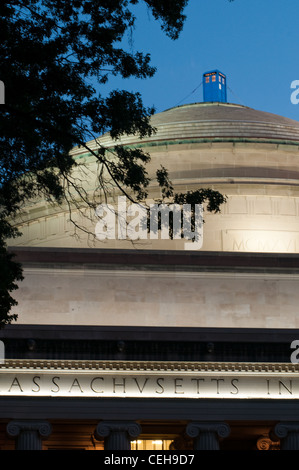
[2,75,299,450]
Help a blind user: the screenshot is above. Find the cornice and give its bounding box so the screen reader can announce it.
[1,359,299,374]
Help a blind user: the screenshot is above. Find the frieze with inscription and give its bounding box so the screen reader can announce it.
[0,371,298,399]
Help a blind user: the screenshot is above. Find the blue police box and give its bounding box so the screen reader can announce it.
[203,70,227,103]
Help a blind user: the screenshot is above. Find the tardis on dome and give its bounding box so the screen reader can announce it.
[203,70,227,103]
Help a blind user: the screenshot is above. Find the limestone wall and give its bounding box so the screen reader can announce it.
[11,266,299,329]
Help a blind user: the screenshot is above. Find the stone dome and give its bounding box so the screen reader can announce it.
[76,102,299,154]
[10,101,299,254]
[149,102,299,144]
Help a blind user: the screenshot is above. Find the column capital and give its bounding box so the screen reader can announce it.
[95,420,142,451]
[96,421,142,439]
[274,422,299,450]
[256,434,279,451]
[274,422,299,438]
[186,421,230,439]
[7,420,52,439]
[7,420,52,450]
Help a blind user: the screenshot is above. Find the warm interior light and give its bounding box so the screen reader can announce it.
[131,439,172,450]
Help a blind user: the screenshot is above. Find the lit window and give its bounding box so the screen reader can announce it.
[212,75,216,82]
[205,77,209,83]
[131,439,173,450]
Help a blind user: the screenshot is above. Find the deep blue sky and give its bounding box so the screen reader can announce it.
[102,0,299,121]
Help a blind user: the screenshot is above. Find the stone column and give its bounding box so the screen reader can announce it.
[186,422,230,450]
[96,421,142,450]
[274,422,299,450]
[7,420,52,450]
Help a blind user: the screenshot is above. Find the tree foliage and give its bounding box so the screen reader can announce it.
[0,0,227,325]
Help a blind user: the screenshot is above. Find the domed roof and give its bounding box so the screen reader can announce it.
[148,102,299,145]
[73,102,299,158]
